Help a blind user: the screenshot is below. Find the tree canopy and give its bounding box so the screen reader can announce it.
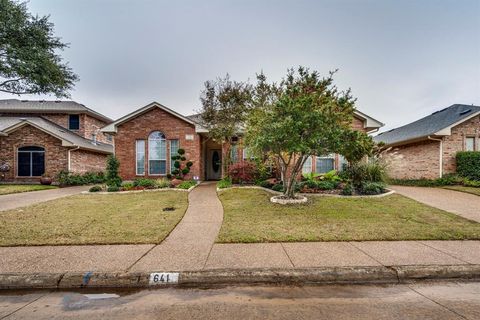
[0,0,78,97]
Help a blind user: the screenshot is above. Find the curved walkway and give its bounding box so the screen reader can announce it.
[0,185,90,212]
[391,185,480,223]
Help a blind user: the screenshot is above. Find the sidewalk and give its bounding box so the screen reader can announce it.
[391,185,480,223]
[0,185,90,211]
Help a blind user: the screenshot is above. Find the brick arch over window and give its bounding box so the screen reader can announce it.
[148,131,167,175]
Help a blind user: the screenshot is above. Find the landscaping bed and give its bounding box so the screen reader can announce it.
[442,185,480,197]
[216,188,480,243]
[0,191,188,246]
[0,184,58,195]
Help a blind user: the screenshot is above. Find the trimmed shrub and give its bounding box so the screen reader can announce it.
[456,151,480,181]
[121,182,135,191]
[133,178,157,189]
[341,182,353,196]
[56,171,106,186]
[177,180,197,189]
[106,155,122,187]
[359,182,386,195]
[89,185,102,192]
[227,161,258,184]
[107,185,120,192]
[315,181,336,190]
[217,178,232,189]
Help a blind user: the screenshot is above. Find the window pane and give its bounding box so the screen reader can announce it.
[170,140,179,172]
[31,152,45,176]
[302,157,312,173]
[466,137,475,151]
[18,152,31,176]
[316,158,334,174]
[230,144,238,163]
[149,160,166,175]
[69,115,80,130]
[136,140,145,175]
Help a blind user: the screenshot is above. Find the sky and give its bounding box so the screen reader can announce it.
[1,0,479,132]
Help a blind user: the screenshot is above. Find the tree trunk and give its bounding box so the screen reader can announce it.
[281,154,308,199]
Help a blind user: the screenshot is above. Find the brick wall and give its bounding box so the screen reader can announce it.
[69,149,109,174]
[114,107,201,180]
[0,124,68,182]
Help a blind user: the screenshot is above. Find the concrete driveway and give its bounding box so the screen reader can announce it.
[0,185,90,211]
[391,185,480,223]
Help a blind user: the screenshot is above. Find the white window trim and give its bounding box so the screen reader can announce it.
[136,140,145,176]
[148,132,167,175]
[169,139,179,174]
[465,136,476,151]
[302,156,313,174]
[315,154,336,173]
[242,147,255,160]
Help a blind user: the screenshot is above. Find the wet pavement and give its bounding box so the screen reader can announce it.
[1,282,479,319]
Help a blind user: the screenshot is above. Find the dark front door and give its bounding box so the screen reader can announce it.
[207,149,222,180]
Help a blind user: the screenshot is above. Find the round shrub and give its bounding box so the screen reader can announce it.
[359,182,386,195]
[177,148,185,155]
[89,185,102,192]
[107,185,120,192]
[186,161,193,168]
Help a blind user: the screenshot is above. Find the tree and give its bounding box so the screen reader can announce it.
[105,155,122,187]
[339,130,375,165]
[246,67,373,199]
[170,148,193,180]
[199,74,252,175]
[0,0,78,97]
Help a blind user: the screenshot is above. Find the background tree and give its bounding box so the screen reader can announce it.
[0,0,78,97]
[246,67,373,199]
[199,75,252,175]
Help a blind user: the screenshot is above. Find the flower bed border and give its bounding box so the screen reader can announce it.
[82,183,198,195]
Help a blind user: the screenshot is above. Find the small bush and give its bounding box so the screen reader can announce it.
[57,170,106,186]
[359,182,386,195]
[255,180,273,188]
[464,179,480,187]
[107,185,120,192]
[227,161,258,184]
[321,170,342,183]
[217,178,232,189]
[316,181,336,190]
[89,185,102,192]
[121,182,135,191]
[344,161,387,188]
[133,178,157,189]
[106,155,122,187]
[156,178,170,188]
[272,183,284,192]
[177,180,197,189]
[341,182,353,196]
[456,151,480,181]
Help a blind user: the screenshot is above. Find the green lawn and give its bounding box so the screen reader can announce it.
[0,184,58,195]
[0,191,188,246]
[217,189,480,243]
[442,186,480,196]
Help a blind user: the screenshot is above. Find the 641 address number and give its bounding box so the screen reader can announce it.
[149,272,179,285]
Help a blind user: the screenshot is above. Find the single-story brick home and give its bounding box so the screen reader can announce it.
[0,99,113,183]
[101,101,383,180]
[374,104,480,180]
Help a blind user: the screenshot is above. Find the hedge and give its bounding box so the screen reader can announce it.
[456,151,480,181]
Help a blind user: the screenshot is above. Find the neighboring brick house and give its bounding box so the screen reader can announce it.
[102,101,383,181]
[374,104,480,180]
[0,99,113,183]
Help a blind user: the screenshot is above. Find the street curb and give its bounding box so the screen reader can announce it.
[1,265,479,290]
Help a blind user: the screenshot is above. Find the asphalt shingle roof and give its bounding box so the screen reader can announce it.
[374,104,480,146]
[0,116,113,154]
[0,99,112,122]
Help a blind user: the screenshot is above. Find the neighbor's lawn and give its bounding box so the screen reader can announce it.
[217,189,480,243]
[0,191,188,246]
[0,184,58,195]
[442,186,480,197]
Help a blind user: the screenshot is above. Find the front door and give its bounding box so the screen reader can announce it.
[207,149,222,180]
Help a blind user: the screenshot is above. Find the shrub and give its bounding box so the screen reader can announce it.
[464,179,480,187]
[217,177,232,189]
[315,181,336,190]
[106,155,122,187]
[272,183,284,192]
[321,170,342,183]
[107,185,120,192]
[341,182,353,196]
[227,161,257,184]
[177,180,197,189]
[255,180,273,188]
[121,182,135,191]
[56,170,106,186]
[344,160,387,188]
[156,178,170,188]
[359,182,386,195]
[89,185,102,192]
[456,151,480,181]
[171,148,193,179]
[436,174,463,186]
[133,178,157,189]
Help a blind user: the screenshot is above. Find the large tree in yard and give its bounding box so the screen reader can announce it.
[245,67,374,199]
[0,0,78,97]
[199,75,252,175]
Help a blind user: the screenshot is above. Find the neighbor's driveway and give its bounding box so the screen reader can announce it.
[0,186,90,211]
[391,185,480,223]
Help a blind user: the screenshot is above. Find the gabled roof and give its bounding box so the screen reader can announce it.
[0,99,112,123]
[0,116,113,154]
[101,101,207,133]
[374,104,480,146]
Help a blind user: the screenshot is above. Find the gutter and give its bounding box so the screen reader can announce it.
[427,136,443,178]
[67,146,81,172]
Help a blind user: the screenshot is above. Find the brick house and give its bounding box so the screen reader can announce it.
[102,101,383,181]
[0,99,113,183]
[374,104,480,180]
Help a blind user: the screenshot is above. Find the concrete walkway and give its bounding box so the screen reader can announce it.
[0,185,90,212]
[391,185,480,223]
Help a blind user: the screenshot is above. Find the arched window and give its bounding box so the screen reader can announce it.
[148,131,166,175]
[18,146,45,177]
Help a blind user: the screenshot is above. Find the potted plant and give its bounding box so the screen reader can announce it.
[40,173,53,185]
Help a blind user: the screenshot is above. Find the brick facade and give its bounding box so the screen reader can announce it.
[113,107,202,181]
[69,149,108,173]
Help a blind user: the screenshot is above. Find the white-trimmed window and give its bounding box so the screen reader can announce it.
[148,131,167,175]
[136,140,145,175]
[315,155,335,174]
[230,144,238,163]
[169,139,179,173]
[466,137,475,151]
[302,156,313,174]
[243,147,254,160]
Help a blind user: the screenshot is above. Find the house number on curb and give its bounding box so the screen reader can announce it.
[149,272,179,285]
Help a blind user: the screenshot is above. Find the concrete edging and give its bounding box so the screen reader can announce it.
[81,183,198,195]
[1,265,479,290]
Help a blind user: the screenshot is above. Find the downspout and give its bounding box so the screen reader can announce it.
[68,146,81,172]
[427,136,443,178]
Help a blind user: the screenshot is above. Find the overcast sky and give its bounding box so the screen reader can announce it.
[1,0,479,131]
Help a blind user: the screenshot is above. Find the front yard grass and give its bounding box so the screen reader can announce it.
[217,189,480,243]
[0,191,188,246]
[0,184,58,195]
[442,185,480,197]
